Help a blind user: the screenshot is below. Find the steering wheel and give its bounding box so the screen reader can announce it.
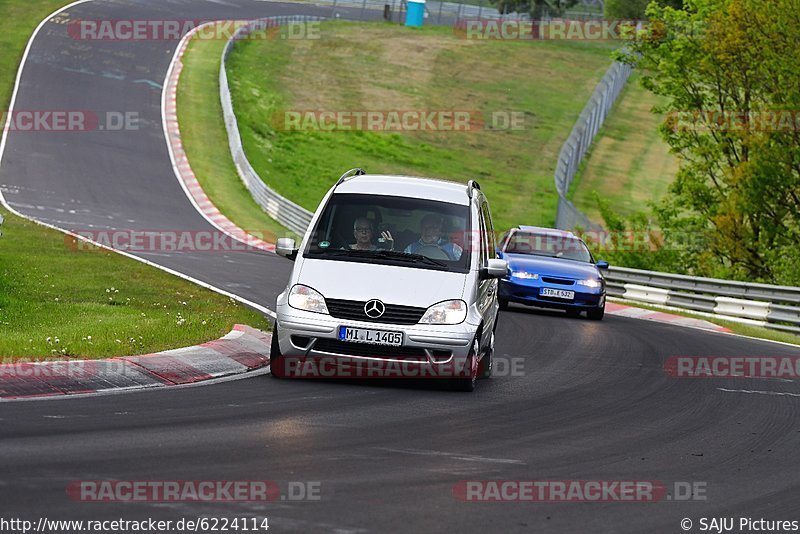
[416,244,450,261]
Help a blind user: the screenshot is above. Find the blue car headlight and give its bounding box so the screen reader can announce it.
[511,271,539,279]
[577,279,602,288]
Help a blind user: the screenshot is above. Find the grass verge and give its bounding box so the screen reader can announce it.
[569,74,679,223]
[0,210,270,359]
[0,0,76,109]
[0,3,270,360]
[225,21,619,231]
[177,25,291,240]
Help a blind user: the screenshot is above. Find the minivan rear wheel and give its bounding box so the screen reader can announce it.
[451,339,479,392]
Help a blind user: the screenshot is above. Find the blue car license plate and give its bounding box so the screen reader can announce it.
[540,288,575,300]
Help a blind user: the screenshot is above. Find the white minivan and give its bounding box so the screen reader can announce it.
[271,169,508,391]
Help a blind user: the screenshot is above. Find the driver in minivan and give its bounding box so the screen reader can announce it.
[404,213,462,260]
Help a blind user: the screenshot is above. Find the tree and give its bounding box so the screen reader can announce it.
[605,0,683,19]
[618,0,800,284]
[490,0,580,17]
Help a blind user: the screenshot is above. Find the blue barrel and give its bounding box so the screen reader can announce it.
[405,0,425,27]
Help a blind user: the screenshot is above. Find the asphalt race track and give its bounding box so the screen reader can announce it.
[1,1,800,532]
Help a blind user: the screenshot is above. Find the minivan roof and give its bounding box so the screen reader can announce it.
[334,174,471,206]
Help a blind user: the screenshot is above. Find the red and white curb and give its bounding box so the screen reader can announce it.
[0,325,271,400]
[163,24,275,253]
[606,301,732,334]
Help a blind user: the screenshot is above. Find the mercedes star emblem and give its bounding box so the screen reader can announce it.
[364,299,386,319]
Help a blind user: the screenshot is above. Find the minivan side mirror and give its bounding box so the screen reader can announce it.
[596,260,609,270]
[482,258,508,279]
[276,237,298,261]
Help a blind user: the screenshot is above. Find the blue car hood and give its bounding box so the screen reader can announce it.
[503,253,599,279]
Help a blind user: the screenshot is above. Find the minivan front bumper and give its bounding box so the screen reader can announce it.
[274,304,478,379]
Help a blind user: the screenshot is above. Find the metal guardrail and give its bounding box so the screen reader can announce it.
[554,60,632,231]
[220,17,321,237]
[605,266,800,334]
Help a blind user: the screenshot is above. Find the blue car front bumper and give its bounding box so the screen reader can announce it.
[499,277,605,311]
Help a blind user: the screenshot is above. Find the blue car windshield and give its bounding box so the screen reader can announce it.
[505,232,592,263]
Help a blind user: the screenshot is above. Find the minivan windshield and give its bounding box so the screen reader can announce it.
[504,231,593,263]
[303,193,471,273]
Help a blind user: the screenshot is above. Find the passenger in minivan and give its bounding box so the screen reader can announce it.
[404,214,462,260]
[348,217,394,251]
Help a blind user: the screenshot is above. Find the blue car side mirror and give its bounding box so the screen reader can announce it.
[496,250,503,259]
[596,260,609,270]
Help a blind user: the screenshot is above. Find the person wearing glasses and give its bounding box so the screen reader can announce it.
[349,217,394,251]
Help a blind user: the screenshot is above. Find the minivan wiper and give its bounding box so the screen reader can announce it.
[372,249,449,268]
[320,248,449,268]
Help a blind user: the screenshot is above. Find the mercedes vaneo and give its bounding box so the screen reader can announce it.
[271,169,508,391]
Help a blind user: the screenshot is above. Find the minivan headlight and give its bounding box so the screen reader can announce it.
[577,279,602,288]
[288,284,329,314]
[419,300,467,325]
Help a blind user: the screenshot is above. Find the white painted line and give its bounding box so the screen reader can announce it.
[0,2,276,320]
[2,367,272,403]
[717,388,800,398]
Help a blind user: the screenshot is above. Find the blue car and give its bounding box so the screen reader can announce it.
[497,226,608,320]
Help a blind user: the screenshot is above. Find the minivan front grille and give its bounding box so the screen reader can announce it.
[313,338,433,360]
[325,299,426,325]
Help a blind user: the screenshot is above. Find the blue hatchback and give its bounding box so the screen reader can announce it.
[497,226,608,320]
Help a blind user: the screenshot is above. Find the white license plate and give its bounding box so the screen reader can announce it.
[339,326,403,346]
[540,288,575,300]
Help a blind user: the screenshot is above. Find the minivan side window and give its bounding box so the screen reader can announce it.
[481,201,496,259]
[478,208,488,267]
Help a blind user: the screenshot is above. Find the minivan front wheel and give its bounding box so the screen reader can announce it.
[451,339,479,392]
[478,331,494,379]
[269,324,286,379]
